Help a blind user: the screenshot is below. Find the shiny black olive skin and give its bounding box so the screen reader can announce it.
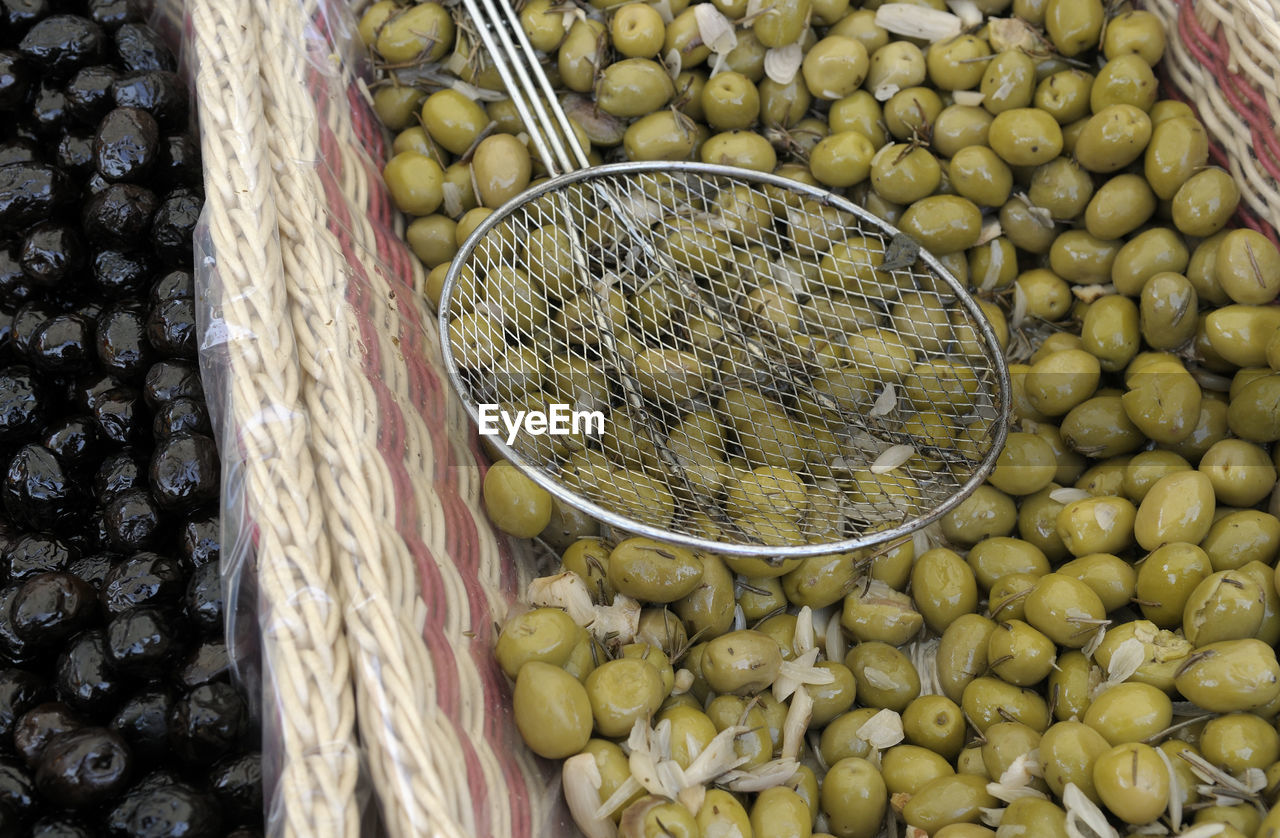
[96,303,153,378]
[3,0,50,33]
[31,314,94,374]
[92,386,144,444]
[0,247,36,303]
[176,640,228,688]
[93,106,157,182]
[11,572,97,645]
[92,248,151,297]
[42,416,101,465]
[0,50,31,108]
[64,64,117,122]
[153,135,199,189]
[146,299,195,361]
[0,366,46,441]
[107,779,221,838]
[0,163,71,232]
[150,269,192,304]
[82,182,156,245]
[35,726,132,808]
[112,23,173,72]
[167,682,247,764]
[30,80,71,135]
[102,487,161,552]
[143,360,201,407]
[0,667,47,739]
[4,444,77,532]
[149,433,218,512]
[87,0,138,29]
[0,755,37,821]
[14,702,81,767]
[55,134,95,176]
[152,398,209,438]
[4,534,75,581]
[20,224,84,289]
[10,303,54,358]
[109,689,171,761]
[0,585,34,664]
[183,563,221,635]
[29,815,96,838]
[0,137,39,166]
[74,372,122,412]
[94,449,144,499]
[19,15,105,77]
[110,70,184,128]
[209,751,262,825]
[99,552,183,617]
[149,188,198,267]
[105,607,173,673]
[55,630,124,716]
[67,554,110,590]
[179,513,219,568]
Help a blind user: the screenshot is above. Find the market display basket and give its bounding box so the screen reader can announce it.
[180,0,1280,835]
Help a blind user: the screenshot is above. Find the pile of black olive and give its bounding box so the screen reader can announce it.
[0,1,262,836]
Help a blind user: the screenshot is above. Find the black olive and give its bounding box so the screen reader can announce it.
[31,314,93,373]
[150,268,192,304]
[10,302,54,358]
[42,415,102,465]
[4,533,75,581]
[225,830,263,838]
[105,607,172,673]
[110,70,184,128]
[30,79,71,135]
[167,682,247,764]
[66,554,108,592]
[54,133,94,176]
[55,630,123,716]
[146,298,195,360]
[0,137,38,166]
[0,246,35,303]
[13,702,81,767]
[2,0,48,33]
[149,188,198,267]
[91,248,151,297]
[0,667,46,740]
[0,366,46,440]
[0,50,30,109]
[0,756,37,822]
[208,752,262,825]
[35,726,132,808]
[11,571,96,644]
[63,63,117,122]
[28,815,96,838]
[4,444,77,531]
[142,360,201,407]
[176,639,228,689]
[99,552,183,616]
[152,398,209,439]
[0,163,71,232]
[82,181,156,246]
[0,308,12,358]
[92,386,144,444]
[20,224,84,289]
[112,23,173,73]
[84,170,110,197]
[86,0,137,30]
[107,780,221,838]
[93,106,157,182]
[178,513,219,568]
[95,303,152,378]
[149,433,217,512]
[0,586,33,664]
[109,688,170,760]
[19,15,105,77]
[93,449,144,498]
[153,135,199,189]
[182,563,221,635]
[102,487,160,552]
[72,372,121,413]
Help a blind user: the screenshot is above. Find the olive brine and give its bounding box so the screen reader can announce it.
[0,3,261,837]
[366,0,1280,837]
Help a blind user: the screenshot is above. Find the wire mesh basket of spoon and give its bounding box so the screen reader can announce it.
[439,0,1012,558]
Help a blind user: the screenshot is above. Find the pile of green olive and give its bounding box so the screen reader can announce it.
[362,0,1280,835]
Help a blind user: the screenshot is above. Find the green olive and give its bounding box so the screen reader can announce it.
[1214,228,1280,304]
[840,580,923,646]
[1112,228,1189,296]
[902,774,998,833]
[750,786,813,838]
[701,129,777,172]
[483,460,553,539]
[1137,272,1199,351]
[809,130,875,188]
[989,108,1064,166]
[585,657,665,738]
[1093,742,1169,825]
[1044,0,1103,57]
[664,7,709,66]
[988,619,1056,686]
[623,110,699,162]
[1034,69,1094,124]
[695,71,758,131]
[821,757,887,838]
[1182,568,1267,646]
[828,8,888,53]
[1205,304,1280,368]
[882,744,954,797]
[595,58,675,119]
[610,3,665,58]
[1083,682,1172,745]
[1061,395,1146,459]
[963,676,1051,733]
[1135,541,1213,628]
[420,89,488,156]
[819,707,881,765]
[374,1,453,63]
[805,661,858,728]
[1199,439,1277,507]
[883,86,944,141]
[1023,572,1107,647]
[1169,395,1232,462]
[845,641,920,712]
[871,144,941,205]
[1090,54,1158,112]
[1047,650,1093,722]
[702,629,782,695]
[1175,638,1280,713]
[1084,173,1155,239]
[1017,487,1072,562]
[987,572,1037,624]
[1050,230,1122,285]
[981,53,1039,118]
[1203,510,1280,571]
[495,607,587,680]
[1172,166,1240,238]
[513,660,592,759]
[752,0,810,47]
[1200,712,1280,775]
[937,613,997,704]
[902,694,967,761]
[898,194,983,255]
[866,40,927,98]
[1014,268,1072,322]
[696,788,752,836]
[933,105,994,157]
[619,796,698,837]
[607,537,703,603]
[941,485,1018,546]
[802,35,870,100]
[1057,553,1136,613]
[1145,115,1210,199]
[672,553,735,640]
[911,548,979,635]
[1132,470,1215,552]
[1040,721,1111,803]
[1228,371,1280,443]
[828,90,887,147]
[949,146,1013,208]
[1104,9,1167,64]
[1074,104,1152,173]
[1024,349,1101,418]
[925,33,991,91]
[382,151,445,216]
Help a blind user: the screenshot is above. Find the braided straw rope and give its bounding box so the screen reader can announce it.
[247,0,565,834]
[186,0,362,836]
[1145,0,1280,237]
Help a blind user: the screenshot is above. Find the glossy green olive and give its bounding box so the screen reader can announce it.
[1093,742,1169,825]
[988,108,1063,167]
[623,110,699,162]
[619,796,698,838]
[809,131,875,188]
[382,150,445,217]
[664,7,710,66]
[607,537,703,603]
[1132,470,1215,552]
[1123,364,1201,445]
[702,629,782,695]
[1083,682,1172,745]
[513,661,593,759]
[1183,568,1266,646]
[866,40,927,97]
[1201,712,1280,775]
[940,485,1018,546]
[595,58,674,119]
[1136,541,1213,627]
[1082,295,1141,374]
[1040,721,1111,803]
[1090,54,1158,112]
[1228,371,1280,443]
[1024,349,1100,417]
[840,581,923,646]
[980,51,1036,114]
[1075,104,1152,172]
[884,86,943,141]
[375,1,453,63]
[819,707,881,765]
[585,657,665,738]
[752,0,809,47]
[937,614,997,704]
[1024,572,1108,647]
[963,676,1051,733]
[1051,230,1122,284]
[1145,115,1210,199]
[748,786,811,838]
[933,105,993,157]
[999,196,1057,254]
[1027,157,1092,220]
[1203,510,1280,571]
[1084,173,1155,239]
[1061,395,1146,459]
[1034,69,1093,123]
[870,144,940,205]
[925,33,991,91]
[821,757,887,838]
[519,0,568,51]
[1214,228,1280,304]
[695,788,752,837]
[828,90,887,147]
[1045,0,1103,57]
[987,619,1056,686]
[806,661,858,728]
[1104,9,1167,64]
[1205,304,1280,368]
[911,548,979,635]
[947,146,1012,209]
[845,641,920,712]
[1138,272,1199,351]
[903,774,998,833]
[495,607,587,680]
[1058,553,1136,613]
[699,71,760,131]
[1172,166,1240,237]
[1175,638,1280,713]
[1112,228,1189,296]
[802,35,869,100]
[902,694,966,761]
[1044,649,1091,722]
[1199,439,1277,507]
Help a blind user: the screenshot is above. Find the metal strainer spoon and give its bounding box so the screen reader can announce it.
[438,0,1011,558]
